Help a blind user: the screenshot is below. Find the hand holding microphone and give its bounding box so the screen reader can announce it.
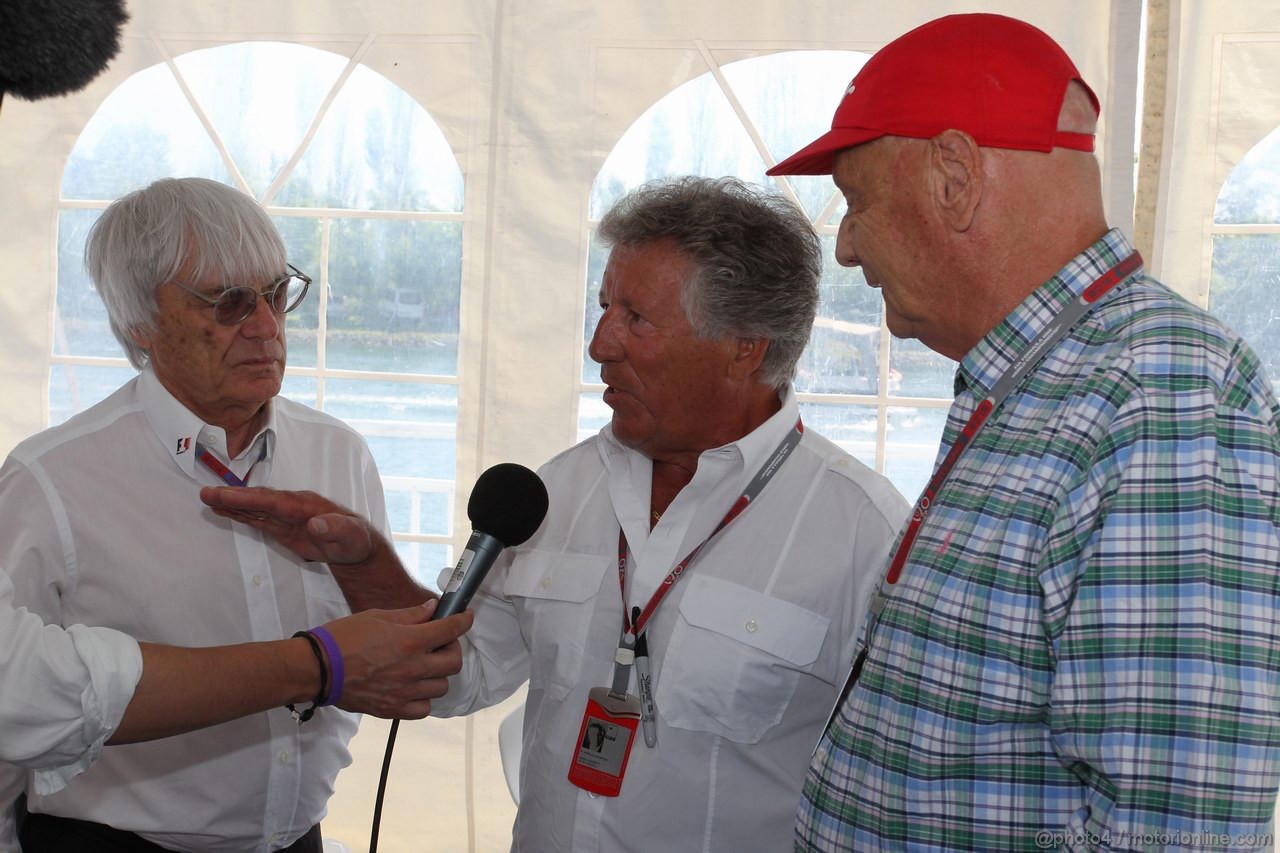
[317,601,474,720]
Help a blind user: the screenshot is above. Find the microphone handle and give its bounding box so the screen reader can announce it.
[434,530,504,619]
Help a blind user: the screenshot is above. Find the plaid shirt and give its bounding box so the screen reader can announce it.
[797,230,1280,852]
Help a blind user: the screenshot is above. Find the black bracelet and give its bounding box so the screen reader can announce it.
[286,630,329,724]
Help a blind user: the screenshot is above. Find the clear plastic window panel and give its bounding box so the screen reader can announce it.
[328,218,462,375]
[1209,234,1280,391]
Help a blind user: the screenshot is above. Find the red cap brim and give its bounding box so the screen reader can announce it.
[767,126,885,176]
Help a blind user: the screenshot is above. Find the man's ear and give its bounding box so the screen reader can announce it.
[929,129,983,232]
[729,337,769,380]
[130,326,152,352]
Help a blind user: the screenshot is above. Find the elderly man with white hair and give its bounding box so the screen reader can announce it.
[0,177,446,853]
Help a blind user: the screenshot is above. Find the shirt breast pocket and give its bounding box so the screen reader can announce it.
[657,575,829,744]
[502,550,611,702]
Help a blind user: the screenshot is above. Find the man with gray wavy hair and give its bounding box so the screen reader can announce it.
[594,174,821,393]
[202,174,910,851]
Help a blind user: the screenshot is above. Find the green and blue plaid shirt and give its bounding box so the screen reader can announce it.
[798,230,1280,852]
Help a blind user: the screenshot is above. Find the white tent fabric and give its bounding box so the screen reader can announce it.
[1154,0,1280,289]
[0,0,1139,467]
[1,0,1278,849]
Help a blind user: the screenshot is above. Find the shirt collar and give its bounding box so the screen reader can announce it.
[137,365,277,479]
[725,384,800,486]
[955,228,1140,398]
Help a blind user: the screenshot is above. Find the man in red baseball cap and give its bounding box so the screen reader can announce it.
[776,13,1280,852]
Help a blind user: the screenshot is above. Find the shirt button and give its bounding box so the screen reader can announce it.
[540,576,552,590]
[279,750,290,763]
[253,575,263,587]
[745,620,758,633]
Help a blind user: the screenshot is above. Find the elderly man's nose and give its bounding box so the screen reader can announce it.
[240,292,282,337]
[588,311,621,363]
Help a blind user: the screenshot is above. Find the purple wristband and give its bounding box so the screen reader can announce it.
[310,626,345,706]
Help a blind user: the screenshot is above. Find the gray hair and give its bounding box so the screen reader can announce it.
[85,177,287,368]
[597,176,820,391]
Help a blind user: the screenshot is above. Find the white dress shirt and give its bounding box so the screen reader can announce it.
[432,388,910,852]
[0,366,387,853]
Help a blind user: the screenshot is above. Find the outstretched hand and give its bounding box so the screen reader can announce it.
[200,486,376,565]
[202,486,430,612]
[322,601,472,720]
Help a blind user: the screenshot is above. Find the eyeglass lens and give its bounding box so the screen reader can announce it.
[213,276,308,325]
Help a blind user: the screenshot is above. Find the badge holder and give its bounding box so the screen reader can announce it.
[568,631,642,797]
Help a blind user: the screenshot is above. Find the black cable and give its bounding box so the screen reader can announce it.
[369,718,400,853]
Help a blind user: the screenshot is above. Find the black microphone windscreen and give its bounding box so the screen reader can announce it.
[0,0,129,102]
[466,463,549,547]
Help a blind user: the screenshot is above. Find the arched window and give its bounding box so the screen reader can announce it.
[51,41,465,582]
[1209,123,1280,390]
[580,50,952,500]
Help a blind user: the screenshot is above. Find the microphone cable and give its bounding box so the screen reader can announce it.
[369,719,400,853]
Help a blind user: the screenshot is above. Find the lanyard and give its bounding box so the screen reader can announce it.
[197,439,268,488]
[618,418,804,637]
[198,447,248,487]
[835,250,1143,714]
[880,250,1141,591]
[608,418,804,696]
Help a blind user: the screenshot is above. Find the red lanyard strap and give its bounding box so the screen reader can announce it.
[197,439,268,488]
[618,419,804,637]
[198,448,248,487]
[882,250,1142,589]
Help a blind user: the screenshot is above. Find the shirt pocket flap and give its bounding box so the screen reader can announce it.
[501,550,611,603]
[677,575,828,667]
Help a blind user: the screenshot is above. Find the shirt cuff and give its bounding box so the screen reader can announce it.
[30,624,143,796]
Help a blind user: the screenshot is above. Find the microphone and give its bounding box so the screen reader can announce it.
[435,463,549,619]
[0,0,129,110]
[374,465,546,853]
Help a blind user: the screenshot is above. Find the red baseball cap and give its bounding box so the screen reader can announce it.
[767,13,1099,176]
